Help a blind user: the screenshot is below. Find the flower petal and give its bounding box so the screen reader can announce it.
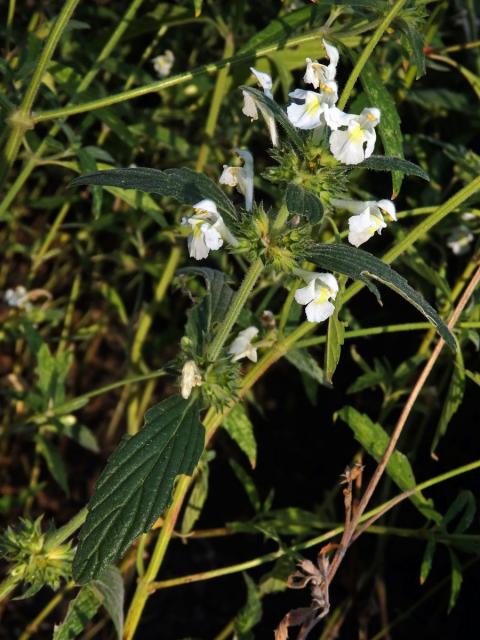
[305,299,335,323]
[294,279,317,306]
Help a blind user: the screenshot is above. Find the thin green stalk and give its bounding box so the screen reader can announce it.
[0,574,19,602]
[148,458,480,591]
[195,33,234,171]
[31,202,71,273]
[0,0,145,221]
[337,0,408,110]
[44,507,88,551]
[207,258,264,361]
[0,0,81,186]
[31,28,330,123]
[295,321,480,349]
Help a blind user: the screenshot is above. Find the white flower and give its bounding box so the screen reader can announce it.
[287,89,332,130]
[219,149,254,211]
[180,360,202,399]
[331,198,396,247]
[242,67,278,147]
[304,40,339,93]
[294,273,339,323]
[4,286,32,311]
[152,50,175,78]
[182,199,225,260]
[329,107,380,165]
[228,327,259,362]
[447,226,475,255]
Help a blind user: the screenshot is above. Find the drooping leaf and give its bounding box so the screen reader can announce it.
[223,404,257,468]
[53,587,101,640]
[36,435,69,495]
[181,451,212,534]
[70,167,237,226]
[442,491,476,534]
[359,155,429,182]
[337,406,441,522]
[73,395,204,583]
[285,349,328,387]
[235,574,263,639]
[229,459,261,513]
[397,18,427,78]
[240,86,304,151]
[360,60,404,196]
[324,287,345,383]
[420,537,436,585]
[448,549,463,612]
[432,351,465,453]
[90,566,124,640]
[179,267,235,354]
[286,184,323,223]
[54,420,99,453]
[307,243,455,351]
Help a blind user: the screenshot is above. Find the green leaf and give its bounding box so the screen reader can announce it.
[360,60,404,196]
[442,491,476,534]
[337,406,441,522]
[324,289,345,384]
[179,267,235,355]
[229,459,261,513]
[56,421,99,453]
[36,435,69,495]
[420,537,436,585]
[448,549,463,612]
[193,0,203,17]
[238,6,315,54]
[307,243,455,351]
[53,587,101,640]
[466,369,480,386]
[285,349,328,387]
[73,395,204,583]
[235,574,263,639]
[77,148,102,217]
[240,86,304,151]
[181,452,212,534]
[90,566,124,640]
[359,155,429,182]
[70,167,237,226]
[432,351,465,453]
[286,184,323,223]
[223,404,257,469]
[105,186,168,228]
[397,18,426,78]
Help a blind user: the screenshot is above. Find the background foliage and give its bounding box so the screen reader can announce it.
[1,0,480,638]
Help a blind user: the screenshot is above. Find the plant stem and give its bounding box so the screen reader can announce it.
[44,507,88,551]
[327,264,480,585]
[31,28,329,123]
[207,258,264,361]
[0,0,81,186]
[0,574,19,602]
[337,0,408,110]
[146,458,480,591]
[295,321,480,348]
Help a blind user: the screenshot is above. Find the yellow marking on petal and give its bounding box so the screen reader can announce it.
[314,287,330,304]
[367,112,376,121]
[305,96,321,116]
[348,122,365,142]
[320,83,333,93]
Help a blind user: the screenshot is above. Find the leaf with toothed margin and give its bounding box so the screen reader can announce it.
[307,243,455,351]
[70,167,237,227]
[72,395,204,583]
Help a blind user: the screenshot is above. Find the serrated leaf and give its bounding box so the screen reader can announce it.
[307,243,455,351]
[286,184,323,223]
[448,549,463,612]
[53,587,101,640]
[90,566,124,640]
[337,406,441,522]
[359,155,429,182]
[70,167,237,227]
[432,351,465,453]
[360,60,404,196]
[36,435,69,495]
[235,574,263,638]
[223,404,257,469]
[285,349,328,387]
[73,395,204,583]
[420,537,436,585]
[240,86,304,151]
